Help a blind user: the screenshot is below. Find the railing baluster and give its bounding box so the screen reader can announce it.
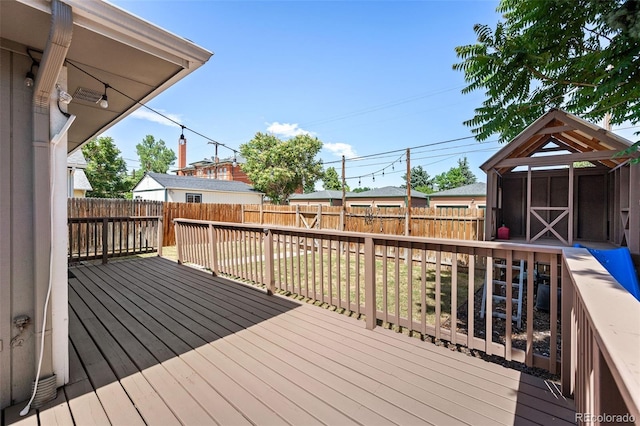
[550,253,558,374]
[364,237,375,330]
[421,248,427,335]
[264,229,274,295]
[467,250,475,350]
[526,251,535,366]
[505,251,513,361]
[435,249,441,341]
[383,244,388,323]
[485,250,493,354]
[450,251,457,346]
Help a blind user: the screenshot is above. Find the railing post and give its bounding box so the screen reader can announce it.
[157,216,163,257]
[561,259,574,397]
[264,228,275,296]
[364,236,376,330]
[208,223,218,276]
[175,220,183,265]
[102,217,109,264]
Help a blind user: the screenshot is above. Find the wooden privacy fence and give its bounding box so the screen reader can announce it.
[242,204,485,240]
[68,216,162,264]
[68,198,163,217]
[69,199,485,247]
[163,202,243,246]
[174,219,640,421]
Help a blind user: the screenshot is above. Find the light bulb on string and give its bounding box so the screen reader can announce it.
[372,174,375,182]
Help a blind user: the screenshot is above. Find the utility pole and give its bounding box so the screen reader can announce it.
[406,148,411,236]
[342,155,347,230]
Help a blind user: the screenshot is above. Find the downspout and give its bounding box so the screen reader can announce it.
[24,0,73,413]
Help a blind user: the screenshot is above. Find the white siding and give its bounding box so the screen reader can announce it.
[167,189,262,204]
[133,188,166,201]
[134,175,165,191]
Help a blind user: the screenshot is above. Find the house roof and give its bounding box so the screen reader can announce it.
[349,186,428,199]
[139,172,262,194]
[1,0,212,154]
[73,169,93,191]
[430,183,486,198]
[67,149,88,168]
[481,108,637,175]
[289,190,351,200]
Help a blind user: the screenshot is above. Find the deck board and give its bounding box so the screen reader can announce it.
[3,256,576,425]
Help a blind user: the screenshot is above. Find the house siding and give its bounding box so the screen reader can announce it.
[0,47,36,407]
[429,195,486,210]
[166,188,262,204]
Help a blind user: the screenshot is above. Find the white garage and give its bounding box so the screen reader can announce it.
[133,172,264,204]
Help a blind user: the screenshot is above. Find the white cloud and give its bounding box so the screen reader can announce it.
[266,122,315,138]
[130,108,182,127]
[324,142,357,159]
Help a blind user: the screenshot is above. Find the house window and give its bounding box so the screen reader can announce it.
[186,193,202,203]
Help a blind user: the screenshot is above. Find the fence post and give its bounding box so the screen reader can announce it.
[259,203,264,225]
[364,236,376,330]
[208,223,219,276]
[561,260,574,397]
[157,216,163,257]
[175,220,183,265]
[264,228,275,295]
[296,205,300,228]
[102,217,109,264]
[317,204,322,229]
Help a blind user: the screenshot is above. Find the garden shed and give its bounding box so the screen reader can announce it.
[481,109,639,256]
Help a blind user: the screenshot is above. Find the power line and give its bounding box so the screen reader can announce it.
[299,85,465,128]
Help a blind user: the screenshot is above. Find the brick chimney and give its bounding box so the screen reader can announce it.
[177,135,186,175]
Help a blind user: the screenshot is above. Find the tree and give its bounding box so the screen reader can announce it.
[401,165,434,193]
[240,132,324,204]
[454,0,639,160]
[82,136,130,198]
[136,135,176,174]
[322,166,350,191]
[352,187,372,193]
[433,157,477,191]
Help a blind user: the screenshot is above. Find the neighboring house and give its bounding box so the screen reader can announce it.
[133,172,263,204]
[346,186,428,208]
[289,190,352,206]
[175,155,252,184]
[1,0,211,410]
[66,150,92,197]
[428,183,486,211]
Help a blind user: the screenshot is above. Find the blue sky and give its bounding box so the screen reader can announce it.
[104,0,506,188]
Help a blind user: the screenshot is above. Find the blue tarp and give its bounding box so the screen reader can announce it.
[575,245,640,302]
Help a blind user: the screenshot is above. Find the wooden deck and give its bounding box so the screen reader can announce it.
[3,257,576,425]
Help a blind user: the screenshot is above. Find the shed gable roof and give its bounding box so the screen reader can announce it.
[481,109,637,175]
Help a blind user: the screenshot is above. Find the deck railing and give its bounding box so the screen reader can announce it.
[174,219,639,423]
[68,216,163,264]
[561,248,639,423]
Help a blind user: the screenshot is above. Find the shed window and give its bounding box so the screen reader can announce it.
[186,193,202,203]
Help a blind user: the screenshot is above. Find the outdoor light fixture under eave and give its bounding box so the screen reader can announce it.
[97,83,109,109]
[25,70,35,87]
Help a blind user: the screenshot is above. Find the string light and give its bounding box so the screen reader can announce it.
[64,59,239,156]
[98,83,109,109]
